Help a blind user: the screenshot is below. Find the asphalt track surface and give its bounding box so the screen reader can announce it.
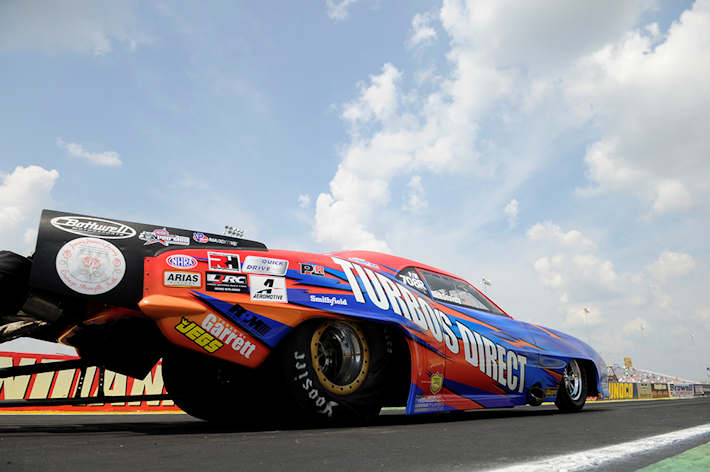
[1,398,709,472]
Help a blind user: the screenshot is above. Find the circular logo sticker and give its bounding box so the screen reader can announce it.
[55,237,126,295]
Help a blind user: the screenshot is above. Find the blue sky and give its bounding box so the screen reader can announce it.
[1,0,708,381]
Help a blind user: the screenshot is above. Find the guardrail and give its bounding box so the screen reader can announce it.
[596,381,709,401]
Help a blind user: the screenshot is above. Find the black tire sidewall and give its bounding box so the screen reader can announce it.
[280,320,390,423]
[555,360,588,413]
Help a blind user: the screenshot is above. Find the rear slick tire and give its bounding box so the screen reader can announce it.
[280,320,390,425]
[162,347,267,424]
[555,359,587,413]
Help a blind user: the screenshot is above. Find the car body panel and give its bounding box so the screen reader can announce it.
[31,210,610,415]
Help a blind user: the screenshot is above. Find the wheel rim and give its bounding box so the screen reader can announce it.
[563,359,583,401]
[310,321,370,395]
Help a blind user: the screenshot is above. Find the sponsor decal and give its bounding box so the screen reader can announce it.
[294,351,338,416]
[207,252,241,273]
[608,383,634,400]
[175,317,224,353]
[309,295,347,307]
[51,216,136,239]
[193,232,239,247]
[166,254,198,269]
[206,272,248,293]
[163,271,201,288]
[638,383,653,399]
[193,232,209,243]
[55,237,126,295]
[652,383,670,398]
[669,383,694,398]
[332,257,528,393]
[430,373,443,394]
[249,275,288,303]
[398,273,426,292]
[432,291,462,305]
[242,255,288,276]
[201,314,257,358]
[300,262,325,276]
[139,228,190,246]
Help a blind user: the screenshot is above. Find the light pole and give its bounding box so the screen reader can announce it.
[224,225,245,238]
[583,307,590,343]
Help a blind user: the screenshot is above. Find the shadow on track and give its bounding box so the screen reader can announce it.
[0,404,608,436]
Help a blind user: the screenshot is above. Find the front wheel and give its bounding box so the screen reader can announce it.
[555,359,587,413]
[280,320,391,425]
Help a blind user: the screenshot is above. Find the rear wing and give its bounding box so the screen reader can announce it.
[30,209,267,308]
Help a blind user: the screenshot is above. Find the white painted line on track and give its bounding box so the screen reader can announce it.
[486,423,710,472]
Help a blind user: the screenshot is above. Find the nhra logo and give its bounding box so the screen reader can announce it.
[208,252,241,273]
[51,216,136,239]
[166,254,198,269]
[300,263,325,276]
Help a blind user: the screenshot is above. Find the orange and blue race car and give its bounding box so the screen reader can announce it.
[0,210,609,423]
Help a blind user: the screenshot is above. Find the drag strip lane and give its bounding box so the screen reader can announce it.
[1,398,709,472]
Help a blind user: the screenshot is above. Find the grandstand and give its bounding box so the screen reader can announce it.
[607,364,697,384]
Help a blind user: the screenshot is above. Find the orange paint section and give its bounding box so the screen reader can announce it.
[0,351,179,412]
[440,388,484,410]
[533,324,562,340]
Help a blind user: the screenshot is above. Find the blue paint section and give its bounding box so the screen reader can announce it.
[286,287,424,332]
[443,378,526,408]
[406,383,458,415]
[286,268,352,291]
[191,291,292,348]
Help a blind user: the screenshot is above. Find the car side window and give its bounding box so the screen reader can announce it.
[418,269,504,315]
[396,267,429,296]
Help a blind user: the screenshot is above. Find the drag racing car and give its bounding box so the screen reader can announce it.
[0,210,609,423]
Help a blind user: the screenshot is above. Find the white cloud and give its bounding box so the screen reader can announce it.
[326,0,358,21]
[315,0,660,252]
[407,12,438,48]
[646,251,695,281]
[0,165,59,255]
[342,63,402,126]
[57,138,122,167]
[526,222,595,252]
[404,175,427,214]
[0,0,147,55]
[567,1,710,215]
[534,256,564,288]
[504,198,518,228]
[622,316,648,337]
[652,179,693,215]
[297,194,311,208]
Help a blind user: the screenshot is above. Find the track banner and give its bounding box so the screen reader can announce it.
[669,383,694,398]
[651,383,670,398]
[694,384,705,396]
[637,383,653,399]
[608,382,635,400]
[0,351,180,412]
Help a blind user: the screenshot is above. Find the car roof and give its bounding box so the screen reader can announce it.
[329,250,510,317]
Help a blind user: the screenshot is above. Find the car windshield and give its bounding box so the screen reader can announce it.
[418,269,504,315]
